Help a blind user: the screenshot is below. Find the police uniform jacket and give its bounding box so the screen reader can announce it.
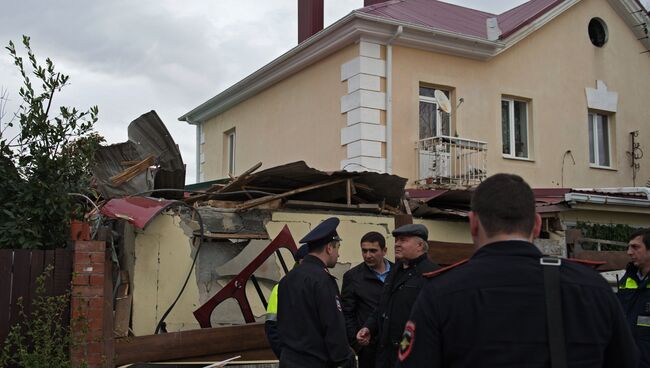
[618,262,650,367]
[277,254,354,368]
[364,253,439,368]
[396,240,638,368]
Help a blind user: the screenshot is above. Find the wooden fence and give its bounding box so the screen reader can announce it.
[0,248,74,347]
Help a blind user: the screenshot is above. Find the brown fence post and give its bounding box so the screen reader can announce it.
[70,241,113,367]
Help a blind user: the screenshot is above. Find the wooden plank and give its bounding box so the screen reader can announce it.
[186,162,262,204]
[236,178,349,211]
[0,250,14,346]
[42,250,56,296]
[113,294,132,337]
[52,249,73,297]
[26,250,45,317]
[202,232,270,240]
[394,214,413,229]
[8,250,31,329]
[573,250,628,271]
[428,241,476,266]
[114,323,270,365]
[284,200,380,212]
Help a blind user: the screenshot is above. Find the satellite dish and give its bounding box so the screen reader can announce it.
[434,90,452,114]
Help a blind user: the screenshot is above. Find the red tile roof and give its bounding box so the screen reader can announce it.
[359,0,565,40]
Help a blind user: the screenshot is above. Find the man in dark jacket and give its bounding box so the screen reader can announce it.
[277,217,355,368]
[396,173,638,368]
[618,228,650,367]
[341,231,393,368]
[356,224,439,368]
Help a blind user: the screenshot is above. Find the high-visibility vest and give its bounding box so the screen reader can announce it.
[266,284,279,321]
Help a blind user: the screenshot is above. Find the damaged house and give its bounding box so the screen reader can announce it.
[79,0,650,365]
[179,0,650,189]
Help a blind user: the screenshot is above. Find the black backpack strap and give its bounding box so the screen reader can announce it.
[540,256,567,368]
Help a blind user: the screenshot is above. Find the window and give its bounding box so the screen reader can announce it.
[588,112,610,167]
[419,87,450,140]
[226,129,236,175]
[501,98,529,159]
[200,124,205,145]
[588,18,608,47]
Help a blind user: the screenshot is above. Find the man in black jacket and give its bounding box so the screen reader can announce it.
[618,228,650,367]
[341,231,393,368]
[396,173,638,368]
[277,217,355,368]
[356,224,439,368]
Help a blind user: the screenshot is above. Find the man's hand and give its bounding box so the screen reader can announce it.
[356,327,371,346]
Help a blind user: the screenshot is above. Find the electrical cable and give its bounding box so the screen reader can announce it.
[154,200,205,334]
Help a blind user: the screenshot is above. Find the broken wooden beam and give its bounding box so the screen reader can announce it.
[285,200,380,212]
[114,323,271,365]
[236,178,350,211]
[110,155,155,185]
[185,162,262,204]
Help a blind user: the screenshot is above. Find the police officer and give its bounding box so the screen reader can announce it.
[356,223,439,368]
[277,217,355,368]
[265,244,309,359]
[396,173,638,367]
[618,228,650,367]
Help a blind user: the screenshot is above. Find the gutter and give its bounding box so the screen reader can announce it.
[385,25,403,174]
[565,190,650,208]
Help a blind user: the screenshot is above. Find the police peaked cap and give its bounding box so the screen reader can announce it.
[299,217,342,249]
[392,224,428,242]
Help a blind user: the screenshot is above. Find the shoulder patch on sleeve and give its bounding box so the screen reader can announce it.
[398,320,416,362]
[423,259,469,278]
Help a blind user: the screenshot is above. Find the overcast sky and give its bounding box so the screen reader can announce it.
[1,0,646,184]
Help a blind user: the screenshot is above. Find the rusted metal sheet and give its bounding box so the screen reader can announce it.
[100,197,177,230]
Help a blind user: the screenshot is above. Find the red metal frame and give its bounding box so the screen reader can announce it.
[193,225,298,327]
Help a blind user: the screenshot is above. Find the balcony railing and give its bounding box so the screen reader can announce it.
[415,136,487,188]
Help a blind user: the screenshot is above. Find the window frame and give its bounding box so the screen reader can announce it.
[418,87,451,139]
[226,130,236,175]
[588,111,612,168]
[501,98,530,159]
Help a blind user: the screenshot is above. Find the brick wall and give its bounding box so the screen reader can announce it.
[71,241,113,367]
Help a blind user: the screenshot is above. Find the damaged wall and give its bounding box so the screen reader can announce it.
[128,210,405,335]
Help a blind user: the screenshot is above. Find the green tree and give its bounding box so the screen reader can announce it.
[0,36,103,249]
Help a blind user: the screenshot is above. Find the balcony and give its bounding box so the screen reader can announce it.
[415,136,487,188]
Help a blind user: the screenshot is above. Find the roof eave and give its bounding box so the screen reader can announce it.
[498,0,581,53]
[178,12,505,124]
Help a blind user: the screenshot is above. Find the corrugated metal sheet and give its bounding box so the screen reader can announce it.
[100,197,177,229]
[93,111,185,199]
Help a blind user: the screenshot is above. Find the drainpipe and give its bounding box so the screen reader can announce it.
[385,25,402,174]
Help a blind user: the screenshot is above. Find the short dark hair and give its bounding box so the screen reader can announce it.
[471,173,536,237]
[629,228,650,249]
[360,231,386,249]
